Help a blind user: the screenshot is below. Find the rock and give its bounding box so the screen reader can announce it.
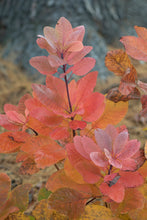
[0,0,147,79]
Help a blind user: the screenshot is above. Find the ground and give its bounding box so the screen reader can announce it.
[0,51,146,212]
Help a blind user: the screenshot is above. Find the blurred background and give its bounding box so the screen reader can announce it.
[0,0,147,79]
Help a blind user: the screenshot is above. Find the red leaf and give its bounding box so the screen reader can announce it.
[120,26,147,62]
[21,136,66,168]
[119,171,144,188]
[69,120,87,130]
[67,57,96,76]
[0,131,29,153]
[99,182,125,203]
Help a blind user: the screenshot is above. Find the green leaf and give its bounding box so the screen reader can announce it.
[38,187,52,201]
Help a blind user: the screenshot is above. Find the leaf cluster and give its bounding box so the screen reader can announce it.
[0,17,147,219]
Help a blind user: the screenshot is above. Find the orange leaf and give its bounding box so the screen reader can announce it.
[138,161,147,178]
[92,99,128,129]
[64,158,85,184]
[19,157,40,175]
[145,141,147,159]
[111,188,144,214]
[10,184,32,211]
[106,87,140,103]
[105,49,133,76]
[0,173,11,207]
[0,131,29,153]
[46,169,97,198]
[32,199,68,220]
[129,200,147,220]
[80,204,116,220]
[48,188,86,219]
[6,212,31,220]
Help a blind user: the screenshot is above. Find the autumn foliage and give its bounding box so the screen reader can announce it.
[0,17,147,219]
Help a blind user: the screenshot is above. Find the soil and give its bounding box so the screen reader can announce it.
[0,50,146,213]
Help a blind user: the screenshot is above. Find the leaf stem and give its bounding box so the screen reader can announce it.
[108,164,113,175]
[54,164,60,171]
[63,65,76,137]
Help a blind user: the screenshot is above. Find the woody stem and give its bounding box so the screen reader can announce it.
[108,164,113,175]
[63,65,75,137]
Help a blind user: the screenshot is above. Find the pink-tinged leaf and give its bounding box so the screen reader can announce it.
[0,114,20,131]
[36,37,56,54]
[0,173,11,207]
[17,94,31,114]
[29,56,57,75]
[71,25,85,41]
[113,131,128,155]
[120,36,147,62]
[48,188,86,220]
[68,57,95,76]
[104,149,122,169]
[99,182,125,203]
[43,26,57,51]
[0,131,28,153]
[69,120,87,130]
[74,136,99,160]
[6,111,26,124]
[121,158,138,171]
[66,46,93,65]
[119,171,144,188]
[55,17,73,45]
[4,103,18,112]
[118,139,140,160]
[66,41,83,52]
[119,81,136,95]
[46,169,95,198]
[32,84,65,116]
[48,54,66,67]
[90,152,108,167]
[105,124,118,141]
[137,80,147,93]
[95,129,112,152]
